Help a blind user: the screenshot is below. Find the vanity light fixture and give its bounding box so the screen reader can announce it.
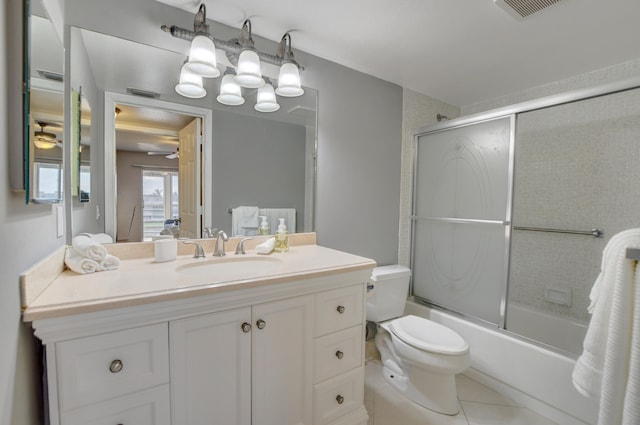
[217,71,245,106]
[275,33,304,97]
[184,4,220,78]
[254,79,280,113]
[234,20,265,89]
[175,63,207,98]
[161,3,305,107]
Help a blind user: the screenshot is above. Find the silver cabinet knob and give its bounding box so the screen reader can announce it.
[241,322,252,333]
[335,350,344,359]
[336,305,345,314]
[109,359,123,374]
[256,319,266,329]
[336,395,344,404]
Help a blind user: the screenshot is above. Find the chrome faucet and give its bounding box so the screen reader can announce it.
[213,230,228,256]
[203,227,217,238]
[183,240,205,258]
[235,237,253,255]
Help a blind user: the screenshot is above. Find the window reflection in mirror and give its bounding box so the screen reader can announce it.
[28,3,64,204]
[30,84,63,203]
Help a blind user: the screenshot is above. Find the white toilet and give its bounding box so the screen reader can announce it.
[366,265,471,415]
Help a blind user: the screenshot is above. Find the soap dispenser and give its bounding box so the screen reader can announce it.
[258,216,270,235]
[274,218,289,252]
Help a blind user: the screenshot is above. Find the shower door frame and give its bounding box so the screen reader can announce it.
[410,115,516,329]
[409,74,640,332]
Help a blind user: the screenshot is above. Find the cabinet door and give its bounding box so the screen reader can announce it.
[252,295,314,425]
[170,307,252,425]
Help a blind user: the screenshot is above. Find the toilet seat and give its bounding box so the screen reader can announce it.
[388,315,469,356]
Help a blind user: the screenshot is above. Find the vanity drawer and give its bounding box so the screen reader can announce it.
[314,326,363,383]
[314,285,364,337]
[313,367,364,425]
[62,385,170,425]
[56,323,169,411]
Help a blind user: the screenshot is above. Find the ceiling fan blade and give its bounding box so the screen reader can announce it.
[147,151,175,156]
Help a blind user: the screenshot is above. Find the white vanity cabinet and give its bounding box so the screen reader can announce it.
[30,267,372,425]
[170,295,313,425]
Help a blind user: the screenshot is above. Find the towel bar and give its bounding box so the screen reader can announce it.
[513,226,604,238]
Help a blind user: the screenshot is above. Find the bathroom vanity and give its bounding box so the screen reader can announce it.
[22,237,376,425]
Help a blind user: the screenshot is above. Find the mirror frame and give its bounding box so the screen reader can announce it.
[103,92,214,241]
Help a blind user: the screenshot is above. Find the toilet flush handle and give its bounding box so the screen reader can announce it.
[366,284,374,292]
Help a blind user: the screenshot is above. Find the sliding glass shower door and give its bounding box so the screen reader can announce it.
[411,117,514,325]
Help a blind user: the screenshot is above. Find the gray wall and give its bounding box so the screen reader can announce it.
[1,2,65,425]
[211,110,307,234]
[63,0,404,265]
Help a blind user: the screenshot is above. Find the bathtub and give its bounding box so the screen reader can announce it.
[506,302,588,356]
[405,300,598,425]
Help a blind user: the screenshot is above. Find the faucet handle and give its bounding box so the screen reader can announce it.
[183,240,205,258]
[235,237,253,255]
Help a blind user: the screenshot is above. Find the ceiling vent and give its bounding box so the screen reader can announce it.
[494,0,563,20]
[36,69,64,82]
[126,87,160,99]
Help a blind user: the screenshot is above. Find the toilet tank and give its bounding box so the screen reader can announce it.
[366,265,411,322]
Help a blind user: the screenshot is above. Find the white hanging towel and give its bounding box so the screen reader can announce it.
[231,206,259,236]
[572,228,640,425]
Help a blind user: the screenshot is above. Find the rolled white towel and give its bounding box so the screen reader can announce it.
[100,254,121,271]
[80,233,114,244]
[65,248,100,274]
[256,237,275,255]
[72,235,107,261]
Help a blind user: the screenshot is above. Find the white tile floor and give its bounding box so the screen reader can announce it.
[365,360,558,425]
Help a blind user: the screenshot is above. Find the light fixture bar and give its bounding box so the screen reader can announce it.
[161,24,305,71]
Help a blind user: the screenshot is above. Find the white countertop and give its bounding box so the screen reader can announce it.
[23,244,376,322]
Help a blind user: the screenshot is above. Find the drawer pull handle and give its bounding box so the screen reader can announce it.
[256,319,266,330]
[336,395,345,404]
[336,305,345,314]
[335,350,344,359]
[109,359,123,374]
[241,322,252,333]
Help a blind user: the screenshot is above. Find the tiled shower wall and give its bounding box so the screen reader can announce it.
[510,88,640,323]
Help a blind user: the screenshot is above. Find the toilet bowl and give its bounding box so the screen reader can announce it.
[366,265,471,415]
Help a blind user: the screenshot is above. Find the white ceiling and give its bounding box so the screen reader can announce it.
[153,0,640,107]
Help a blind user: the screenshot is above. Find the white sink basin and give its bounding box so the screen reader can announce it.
[176,256,283,281]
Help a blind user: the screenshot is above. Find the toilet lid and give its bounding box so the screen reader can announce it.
[389,315,469,355]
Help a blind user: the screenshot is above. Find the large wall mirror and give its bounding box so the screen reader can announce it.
[69,27,317,242]
[27,0,64,203]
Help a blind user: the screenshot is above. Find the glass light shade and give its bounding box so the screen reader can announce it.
[185,35,220,78]
[254,83,280,112]
[235,49,265,88]
[275,62,304,97]
[217,74,245,106]
[33,138,56,149]
[175,64,207,98]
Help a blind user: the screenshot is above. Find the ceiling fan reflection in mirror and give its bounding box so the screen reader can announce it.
[33,121,62,150]
[147,148,179,159]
